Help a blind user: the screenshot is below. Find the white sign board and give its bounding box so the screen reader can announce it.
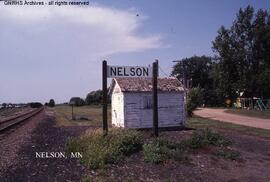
[107,66,152,78]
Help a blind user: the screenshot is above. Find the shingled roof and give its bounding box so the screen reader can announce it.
[110,77,184,93]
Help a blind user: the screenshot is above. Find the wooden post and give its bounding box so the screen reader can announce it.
[155,59,159,76]
[71,104,74,120]
[152,60,159,137]
[102,60,108,135]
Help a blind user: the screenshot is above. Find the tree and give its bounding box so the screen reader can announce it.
[171,56,222,106]
[29,102,43,108]
[48,99,55,107]
[85,90,102,105]
[69,97,85,106]
[213,5,270,101]
[2,103,7,108]
[186,87,203,116]
[172,56,213,89]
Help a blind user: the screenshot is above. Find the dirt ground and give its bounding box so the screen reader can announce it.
[1,108,270,181]
[0,109,90,181]
[82,128,270,182]
[194,108,270,130]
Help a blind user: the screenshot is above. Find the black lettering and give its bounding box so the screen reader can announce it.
[111,67,117,76]
[124,67,129,76]
[118,67,123,76]
[136,68,142,76]
[130,67,135,76]
[143,67,149,76]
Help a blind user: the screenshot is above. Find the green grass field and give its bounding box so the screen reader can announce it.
[51,105,111,126]
[225,109,270,119]
[52,105,270,138]
[187,116,270,138]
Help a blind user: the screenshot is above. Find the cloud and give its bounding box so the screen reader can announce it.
[0,3,163,56]
[0,3,164,103]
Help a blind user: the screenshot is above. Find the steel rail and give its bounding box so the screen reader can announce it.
[0,109,36,124]
[0,107,44,132]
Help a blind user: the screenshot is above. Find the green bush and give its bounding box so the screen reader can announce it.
[67,128,235,168]
[143,138,189,164]
[189,128,231,149]
[186,87,203,116]
[214,149,240,160]
[66,129,142,169]
[143,142,166,164]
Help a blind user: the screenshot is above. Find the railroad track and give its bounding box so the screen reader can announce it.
[0,107,44,132]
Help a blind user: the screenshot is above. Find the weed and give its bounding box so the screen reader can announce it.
[66,128,143,169]
[189,128,231,149]
[143,141,166,164]
[214,149,241,160]
[143,138,189,164]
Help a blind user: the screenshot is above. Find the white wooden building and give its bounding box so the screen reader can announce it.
[109,77,185,129]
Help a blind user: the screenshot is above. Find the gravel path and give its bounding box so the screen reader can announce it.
[0,109,89,182]
[194,108,270,130]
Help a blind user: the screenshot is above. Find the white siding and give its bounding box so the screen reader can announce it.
[123,92,184,128]
[111,84,124,127]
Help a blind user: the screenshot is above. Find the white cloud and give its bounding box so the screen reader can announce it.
[0,4,163,56]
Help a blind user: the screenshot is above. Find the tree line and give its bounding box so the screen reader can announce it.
[172,5,270,107]
[43,90,104,108]
[67,90,103,107]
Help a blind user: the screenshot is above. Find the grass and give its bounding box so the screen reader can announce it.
[66,128,143,169]
[66,125,239,173]
[143,138,189,164]
[0,107,26,117]
[50,105,111,126]
[188,128,231,148]
[143,128,232,164]
[187,116,270,138]
[213,149,241,160]
[225,109,270,119]
[68,128,230,167]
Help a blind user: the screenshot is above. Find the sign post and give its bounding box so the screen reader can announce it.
[71,104,74,120]
[152,60,159,137]
[102,60,108,135]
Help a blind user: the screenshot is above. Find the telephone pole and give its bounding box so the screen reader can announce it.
[173,60,187,89]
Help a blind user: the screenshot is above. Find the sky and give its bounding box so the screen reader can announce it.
[0,0,269,103]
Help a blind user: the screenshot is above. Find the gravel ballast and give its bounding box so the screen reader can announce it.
[0,109,89,181]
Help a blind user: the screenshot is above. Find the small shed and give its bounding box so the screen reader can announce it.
[109,77,185,128]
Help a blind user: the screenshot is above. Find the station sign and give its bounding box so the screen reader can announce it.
[107,66,152,78]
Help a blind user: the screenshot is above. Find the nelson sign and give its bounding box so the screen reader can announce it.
[107,66,152,78]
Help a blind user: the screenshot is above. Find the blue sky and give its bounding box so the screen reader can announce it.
[0,0,269,103]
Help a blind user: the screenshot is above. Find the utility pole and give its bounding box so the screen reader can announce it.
[173,59,189,125]
[173,60,187,88]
